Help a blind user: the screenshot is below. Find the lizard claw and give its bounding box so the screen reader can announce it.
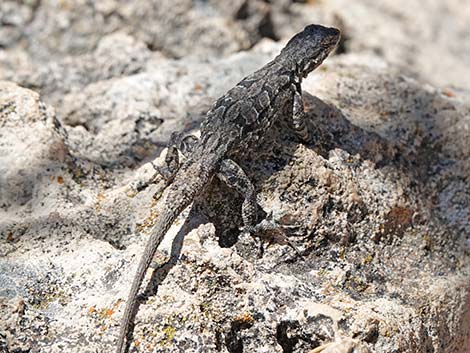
[240,218,303,256]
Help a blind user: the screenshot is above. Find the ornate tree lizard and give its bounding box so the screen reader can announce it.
[116,24,340,353]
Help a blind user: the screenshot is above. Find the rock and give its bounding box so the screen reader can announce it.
[0,81,71,210]
[0,1,469,352]
[0,46,469,351]
[0,0,252,62]
[280,0,470,88]
[1,33,153,108]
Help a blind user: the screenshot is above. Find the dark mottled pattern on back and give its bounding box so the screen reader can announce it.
[200,60,295,156]
[196,24,341,159]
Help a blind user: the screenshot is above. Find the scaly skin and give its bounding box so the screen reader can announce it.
[116,24,340,353]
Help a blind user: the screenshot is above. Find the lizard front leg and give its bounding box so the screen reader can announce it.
[155,132,199,183]
[291,84,313,144]
[153,144,180,183]
[129,133,198,194]
[125,144,180,196]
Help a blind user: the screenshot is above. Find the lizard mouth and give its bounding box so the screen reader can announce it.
[302,52,327,77]
[302,39,339,77]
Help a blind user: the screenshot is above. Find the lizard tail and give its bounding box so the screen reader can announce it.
[115,208,180,353]
[116,158,215,353]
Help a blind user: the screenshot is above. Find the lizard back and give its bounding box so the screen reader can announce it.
[199,59,297,156]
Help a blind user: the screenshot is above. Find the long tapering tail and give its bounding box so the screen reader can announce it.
[115,208,180,353]
[115,156,217,353]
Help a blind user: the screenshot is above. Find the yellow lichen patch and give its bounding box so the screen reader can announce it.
[321,281,338,296]
[70,164,85,185]
[137,199,160,233]
[339,247,346,260]
[96,192,105,202]
[97,307,114,319]
[125,187,139,198]
[89,302,120,321]
[379,324,393,338]
[318,267,329,278]
[95,191,106,211]
[102,308,115,318]
[28,284,69,309]
[160,325,176,346]
[345,276,369,293]
[422,233,433,251]
[363,254,373,265]
[114,298,124,308]
[88,302,124,335]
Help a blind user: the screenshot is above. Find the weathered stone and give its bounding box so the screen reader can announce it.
[0,1,469,352]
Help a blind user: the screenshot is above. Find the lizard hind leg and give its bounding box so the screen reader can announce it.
[217,159,258,228]
[217,159,300,255]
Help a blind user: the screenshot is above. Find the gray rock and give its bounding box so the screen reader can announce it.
[0,81,70,209]
[3,0,470,90]
[0,0,252,62]
[0,1,469,352]
[0,48,469,352]
[1,33,153,108]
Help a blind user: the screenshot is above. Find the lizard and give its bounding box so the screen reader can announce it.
[116,24,340,353]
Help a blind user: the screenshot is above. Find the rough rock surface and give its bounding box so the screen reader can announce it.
[0,1,469,353]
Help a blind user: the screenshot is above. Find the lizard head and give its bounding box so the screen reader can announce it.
[281,24,340,77]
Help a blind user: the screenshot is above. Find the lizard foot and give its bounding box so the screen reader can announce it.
[125,145,180,197]
[240,213,303,256]
[153,145,180,183]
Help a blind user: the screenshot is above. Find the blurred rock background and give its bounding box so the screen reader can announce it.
[0,1,469,352]
[2,0,470,88]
